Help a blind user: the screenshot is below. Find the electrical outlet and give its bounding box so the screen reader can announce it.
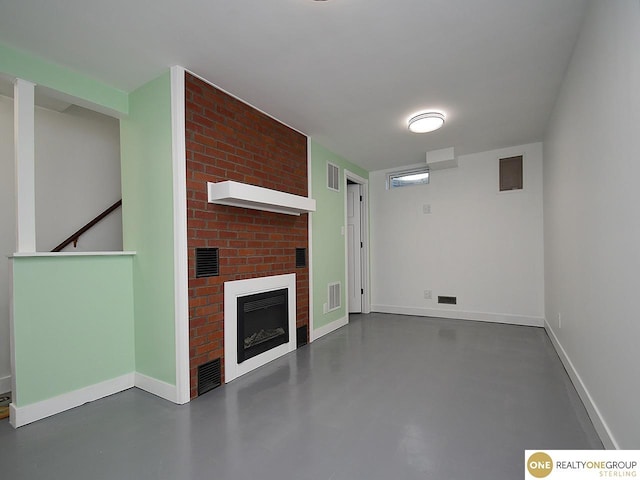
[424,290,432,300]
[423,204,431,214]
[558,312,562,329]
[323,303,328,314]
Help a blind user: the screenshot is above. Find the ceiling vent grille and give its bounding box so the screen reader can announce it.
[197,358,221,396]
[196,248,219,277]
[327,162,340,191]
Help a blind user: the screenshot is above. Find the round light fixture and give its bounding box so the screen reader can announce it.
[408,112,445,133]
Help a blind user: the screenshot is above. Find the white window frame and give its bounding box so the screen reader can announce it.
[386,165,430,189]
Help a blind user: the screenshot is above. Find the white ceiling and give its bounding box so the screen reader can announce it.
[0,0,587,171]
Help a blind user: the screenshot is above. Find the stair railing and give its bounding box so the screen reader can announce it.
[51,199,122,252]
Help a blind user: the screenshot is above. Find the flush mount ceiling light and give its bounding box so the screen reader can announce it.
[408,112,445,133]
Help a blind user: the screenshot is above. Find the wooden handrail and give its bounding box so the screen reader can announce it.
[51,199,122,252]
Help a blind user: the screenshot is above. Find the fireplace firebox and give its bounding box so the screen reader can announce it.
[237,288,289,364]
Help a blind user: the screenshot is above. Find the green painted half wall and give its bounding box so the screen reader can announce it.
[0,43,128,116]
[12,255,135,407]
[120,71,176,385]
[311,141,368,330]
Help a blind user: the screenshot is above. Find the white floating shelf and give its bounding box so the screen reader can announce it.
[207,181,316,215]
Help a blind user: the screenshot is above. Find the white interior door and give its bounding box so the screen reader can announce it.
[347,183,362,313]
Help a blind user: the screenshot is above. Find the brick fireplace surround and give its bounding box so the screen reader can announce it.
[185,73,310,398]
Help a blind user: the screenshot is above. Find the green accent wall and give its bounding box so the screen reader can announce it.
[12,255,135,406]
[0,43,128,116]
[310,141,368,330]
[120,72,176,385]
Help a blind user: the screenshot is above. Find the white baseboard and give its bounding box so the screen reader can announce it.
[135,372,178,403]
[311,315,348,342]
[0,374,11,394]
[9,372,184,428]
[371,304,544,327]
[10,373,135,428]
[544,321,616,449]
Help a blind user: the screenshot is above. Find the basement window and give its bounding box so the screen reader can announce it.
[386,166,430,189]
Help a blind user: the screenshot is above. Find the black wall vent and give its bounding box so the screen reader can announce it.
[296,325,308,348]
[196,248,219,277]
[438,296,457,305]
[295,248,307,268]
[197,358,221,396]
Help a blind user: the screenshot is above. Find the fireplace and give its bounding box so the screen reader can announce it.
[224,274,297,382]
[237,288,289,363]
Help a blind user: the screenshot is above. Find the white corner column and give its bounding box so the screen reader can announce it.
[170,65,191,404]
[14,79,36,253]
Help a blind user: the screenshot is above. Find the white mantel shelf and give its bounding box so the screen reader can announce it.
[207,181,316,215]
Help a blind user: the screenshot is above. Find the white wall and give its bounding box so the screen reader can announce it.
[35,105,122,252]
[370,142,544,326]
[543,0,640,449]
[0,95,15,392]
[0,94,122,391]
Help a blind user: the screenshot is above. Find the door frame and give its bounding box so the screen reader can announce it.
[344,170,370,315]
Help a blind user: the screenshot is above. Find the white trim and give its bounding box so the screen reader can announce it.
[10,251,136,258]
[10,373,135,428]
[371,304,544,327]
[307,137,315,340]
[14,78,36,253]
[134,373,178,403]
[310,315,348,341]
[0,375,11,394]
[9,260,16,399]
[344,170,370,314]
[224,274,297,382]
[544,321,616,449]
[170,65,191,405]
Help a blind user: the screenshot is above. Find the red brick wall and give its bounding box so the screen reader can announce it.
[185,72,309,398]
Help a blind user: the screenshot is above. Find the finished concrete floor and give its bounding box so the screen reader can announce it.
[0,313,602,479]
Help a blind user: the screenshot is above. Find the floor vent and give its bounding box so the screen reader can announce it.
[197,358,221,396]
[438,296,457,305]
[295,248,307,268]
[196,248,219,278]
[296,325,308,347]
[328,282,341,311]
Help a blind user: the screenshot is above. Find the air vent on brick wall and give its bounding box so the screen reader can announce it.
[198,358,221,396]
[327,162,340,191]
[196,248,219,278]
[297,325,308,348]
[328,282,341,311]
[295,248,307,268]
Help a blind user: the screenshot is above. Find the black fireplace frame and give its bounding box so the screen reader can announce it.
[237,288,289,364]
